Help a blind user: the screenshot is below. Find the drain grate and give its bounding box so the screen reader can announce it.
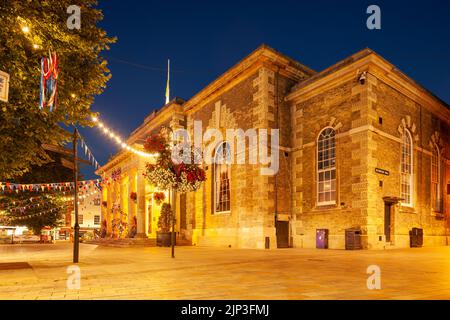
[0,262,32,270]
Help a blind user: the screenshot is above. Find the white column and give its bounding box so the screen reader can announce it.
[136,166,147,238]
[127,172,135,234]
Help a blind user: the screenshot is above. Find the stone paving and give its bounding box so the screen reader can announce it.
[1,243,450,300]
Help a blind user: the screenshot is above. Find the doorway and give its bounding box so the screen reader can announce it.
[384,202,392,242]
[276,220,289,248]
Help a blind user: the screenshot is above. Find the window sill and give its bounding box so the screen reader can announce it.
[432,212,445,220]
[398,206,416,214]
[213,211,231,215]
[312,204,339,212]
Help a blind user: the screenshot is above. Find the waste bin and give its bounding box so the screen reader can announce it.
[409,228,423,248]
[345,228,362,250]
[316,229,329,249]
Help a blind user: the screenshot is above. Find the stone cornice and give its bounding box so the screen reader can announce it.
[95,149,131,176]
[286,49,450,124]
[183,44,315,115]
[127,101,184,145]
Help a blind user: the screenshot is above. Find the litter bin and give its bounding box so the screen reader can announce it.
[345,228,362,250]
[316,229,329,249]
[409,228,423,248]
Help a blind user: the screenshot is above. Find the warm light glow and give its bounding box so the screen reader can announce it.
[32,44,39,49]
[92,116,158,158]
[21,26,30,33]
[71,93,76,98]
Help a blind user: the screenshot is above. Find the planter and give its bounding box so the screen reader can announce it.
[156,231,176,247]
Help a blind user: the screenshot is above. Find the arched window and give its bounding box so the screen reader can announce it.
[401,129,413,206]
[431,143,442,212]
[317,128,336,205]
[213,142,231,213]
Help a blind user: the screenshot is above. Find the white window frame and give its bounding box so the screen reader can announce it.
[213,142,231,214]
[400,129,414,207]
[431,143,441,212]
[316,127,337,206]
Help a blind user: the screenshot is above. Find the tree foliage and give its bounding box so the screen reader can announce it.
[0,192,67,234]
[0,0,116,179]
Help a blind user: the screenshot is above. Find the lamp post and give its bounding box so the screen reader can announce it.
[161,125,176,258]
[73,127,80,263]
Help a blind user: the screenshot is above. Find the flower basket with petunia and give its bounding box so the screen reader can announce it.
[102,201,108,208]
[144,134,168,154]
[143,134,206,193]
[153,192,165,205]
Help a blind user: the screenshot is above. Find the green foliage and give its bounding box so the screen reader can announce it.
[158,203,173,233]
[13,151,75,183]
[0,0,116,179]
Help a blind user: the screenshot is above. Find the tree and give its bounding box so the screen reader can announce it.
[0,0,116,179]
[0,192,66,234]
[0,151,76,233]
[13,151,75,183]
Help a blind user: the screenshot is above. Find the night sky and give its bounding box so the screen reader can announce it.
[78,0,450,178]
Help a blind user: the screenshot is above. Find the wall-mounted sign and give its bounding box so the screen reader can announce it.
[375,168,389,176]
[0,70,10,103]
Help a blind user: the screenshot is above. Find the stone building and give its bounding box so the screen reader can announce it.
[97,45,450,249]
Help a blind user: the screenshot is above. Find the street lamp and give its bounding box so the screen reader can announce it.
[161,125,176,258]
[73,127,80,263]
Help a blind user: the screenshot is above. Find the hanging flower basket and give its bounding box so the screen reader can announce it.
[130,191,137,202]
[144,134,167,154]
[143,134,206,193]
[102,201,107,208]
[153,192,166,205]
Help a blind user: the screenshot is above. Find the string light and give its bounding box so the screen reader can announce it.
[21,25,30,34]
[91,116,158,158]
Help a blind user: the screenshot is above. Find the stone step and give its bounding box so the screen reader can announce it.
[84,238,157,247]
[84,237,192,248]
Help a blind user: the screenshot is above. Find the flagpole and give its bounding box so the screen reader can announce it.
[165,59,170,105]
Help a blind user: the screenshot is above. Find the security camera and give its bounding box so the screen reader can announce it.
[359,71,367,85]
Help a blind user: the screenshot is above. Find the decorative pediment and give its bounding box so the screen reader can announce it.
[327,117,343,131]
[397,115,419,142]
[208,100,238,129]
[429,131,444,151]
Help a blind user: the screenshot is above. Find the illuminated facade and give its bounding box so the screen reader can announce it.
[97,45,450,249]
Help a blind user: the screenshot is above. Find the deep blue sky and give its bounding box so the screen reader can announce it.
[79,0,450,178]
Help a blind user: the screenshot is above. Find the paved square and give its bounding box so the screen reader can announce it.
[1,243,450,300]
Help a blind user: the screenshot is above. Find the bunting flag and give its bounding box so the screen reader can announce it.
[39,50,59,112]
[0,179,102,194]
[77,133,101,170]
[1,205,67,222]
